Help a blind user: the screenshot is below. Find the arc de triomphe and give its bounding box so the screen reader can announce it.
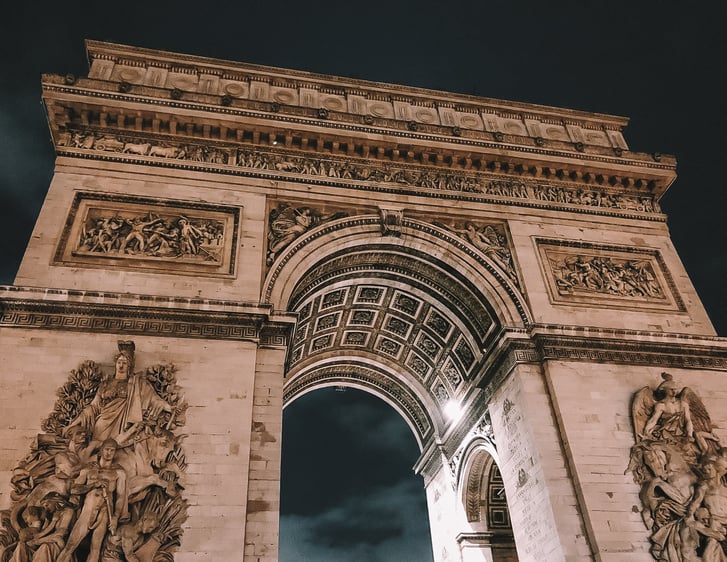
[0,41,725,562]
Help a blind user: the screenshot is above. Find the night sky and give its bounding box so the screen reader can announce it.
[1,2,725,560]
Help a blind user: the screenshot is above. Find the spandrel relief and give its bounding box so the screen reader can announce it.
[436,220,517,284]
[266,203,348,266]
[537,239,685,312]
[0,341,188,562]
[55,193,239,276]
[627,373,726,562]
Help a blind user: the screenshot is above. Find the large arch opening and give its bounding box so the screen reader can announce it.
[267,215,531,561]
[280,387,434,561]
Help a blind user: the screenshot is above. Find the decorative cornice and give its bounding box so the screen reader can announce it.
[475,326,727,394]
[0,286,295,344]
[83,40,631,132]
[43,83,673,185]
[43,40,679,200]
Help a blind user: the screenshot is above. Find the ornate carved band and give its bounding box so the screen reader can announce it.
[56,129,661,219]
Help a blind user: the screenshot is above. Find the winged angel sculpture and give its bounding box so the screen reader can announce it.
[0,341,188,562]
[627,372,727,561]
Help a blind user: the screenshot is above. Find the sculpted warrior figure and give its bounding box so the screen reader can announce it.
[22,493,75,562]
[56,438,128,562]
[63,341,172,446]
[628,373,725,562]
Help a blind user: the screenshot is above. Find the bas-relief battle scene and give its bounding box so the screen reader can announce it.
[0,342,188,562]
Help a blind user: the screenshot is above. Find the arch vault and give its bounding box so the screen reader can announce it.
[1,41,726,562]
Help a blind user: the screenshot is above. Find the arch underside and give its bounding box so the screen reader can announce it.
[272,217,530,446]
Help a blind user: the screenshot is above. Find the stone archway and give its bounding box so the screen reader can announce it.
[457,442,518,562]
[265,215,531,559]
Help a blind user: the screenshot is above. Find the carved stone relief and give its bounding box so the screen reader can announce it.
[537,239,685,312]
[265,204,348,266]
[0,341,188,562]
[55,193,239,276]
[57,128,659,217]
[627,373,726,562]
[436,220,517,285]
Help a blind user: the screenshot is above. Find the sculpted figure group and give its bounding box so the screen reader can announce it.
[552,254,664,299]
[77,212,224,264]
[0,342,188,562]
[628,373,727,561]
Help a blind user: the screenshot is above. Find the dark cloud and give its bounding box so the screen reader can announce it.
[280,477,433,561]
[281,389,423,517]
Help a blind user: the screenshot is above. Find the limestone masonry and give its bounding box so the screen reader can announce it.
[0,40,725,562]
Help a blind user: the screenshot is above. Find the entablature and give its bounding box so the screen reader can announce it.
[41,41,677,203]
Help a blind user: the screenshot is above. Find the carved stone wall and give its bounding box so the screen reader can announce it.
[2,41,727,562]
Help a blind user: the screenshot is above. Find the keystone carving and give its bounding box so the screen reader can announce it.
[0,341,188,562]
[627,373,726,561]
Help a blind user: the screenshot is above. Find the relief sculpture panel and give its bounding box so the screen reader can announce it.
[627,373,727,562]
[265,203,348,266]
[537,239,685,312]
[56,128,659,217]
[0,341,188,562]
[55,193,240,276]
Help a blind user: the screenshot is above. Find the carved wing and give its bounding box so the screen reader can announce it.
[631,386,656,441]
[480,225,501,245]
[681,387,714,435]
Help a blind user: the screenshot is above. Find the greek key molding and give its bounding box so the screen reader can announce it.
[0,297,293,344]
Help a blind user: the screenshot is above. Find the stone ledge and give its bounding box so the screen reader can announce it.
[0,285,295,343]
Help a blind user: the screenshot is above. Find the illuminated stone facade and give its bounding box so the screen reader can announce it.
[1,41,725,561]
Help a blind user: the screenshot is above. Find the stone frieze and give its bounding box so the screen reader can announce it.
[55,193,240,277]
[57,130,660,217]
